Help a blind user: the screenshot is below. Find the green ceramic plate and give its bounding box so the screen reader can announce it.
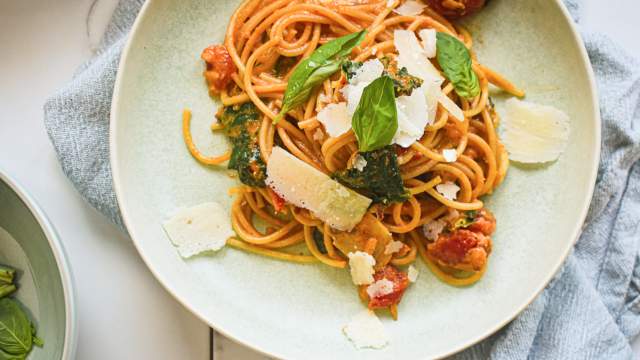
[0,172,76,359]
[111,0,600,358]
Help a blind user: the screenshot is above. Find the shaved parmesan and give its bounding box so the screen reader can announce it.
[266,147,372,231]
[162,202,233,258]
[384,240,404,255]
[393,0,426,16]
[501,98,571,163]
[438,91,465,121]
[418,28,437,58]
[442,149,457,162]
[343,310,389,349]
[436,182,460,201]
[423,219,446,241]
[317,102,352,137]
[394,30,443,84]
[393,85,430,147]
[342,58,385,115]
[371,47,377,55]
[408,265,419,282]
[353,154,367,171]
[348,251,376,285]
[366,279,395,298]
[386,0,395,8]
[423,79,441,124]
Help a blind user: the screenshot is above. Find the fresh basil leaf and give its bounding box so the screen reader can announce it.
[0,299,34,356]
[436,32,480,99]
[351,76,397,152]
[275,30,367,123]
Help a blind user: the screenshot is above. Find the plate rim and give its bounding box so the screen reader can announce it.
[0,170,78,360]
[109,0,601,357]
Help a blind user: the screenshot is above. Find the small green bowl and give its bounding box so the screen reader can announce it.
[0,171,77,359]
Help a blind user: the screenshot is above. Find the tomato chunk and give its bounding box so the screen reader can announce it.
[367,265,409,309]
[201,45,237,95]
[267,188,286,213]
[427,229,491,271]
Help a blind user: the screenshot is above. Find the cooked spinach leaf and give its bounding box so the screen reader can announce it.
[216,102,267,187]
[312,228,328,254]
[333,146,408,205]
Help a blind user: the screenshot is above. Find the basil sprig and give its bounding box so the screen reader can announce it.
[436,32,480,99]
[351,76,398,152]
[274,30,367,123]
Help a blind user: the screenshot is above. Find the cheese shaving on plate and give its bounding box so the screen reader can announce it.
[343,310,389,349]
[436,182,460,201]
[316,102,352,137]
[393,0,426,16]
[347,251,376,285]
[266,147,371,231]
[501,98,571,163]
[394,30,443,84]
[393,85,430,147]
[418,28,437,58]
[162,202,233,258]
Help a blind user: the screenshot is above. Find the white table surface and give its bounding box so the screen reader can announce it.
[0,0,638,359]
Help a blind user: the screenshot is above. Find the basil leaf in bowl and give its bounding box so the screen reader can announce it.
[275,30,367,123]
[436,32,480,99]
[351,75,398,152]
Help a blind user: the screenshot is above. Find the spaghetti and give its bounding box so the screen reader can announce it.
[184,0,522,318]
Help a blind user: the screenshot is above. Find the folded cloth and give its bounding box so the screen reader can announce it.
[44,0,640,358]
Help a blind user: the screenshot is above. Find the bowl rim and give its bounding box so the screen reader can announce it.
[0,170,78,360]
[109,0,601,357]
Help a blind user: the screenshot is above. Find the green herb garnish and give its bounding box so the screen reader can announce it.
[436,32,480,99]
[351,75,398,152]
[453,210,478,230]
[275,30,367,123]
[333,146,408,205]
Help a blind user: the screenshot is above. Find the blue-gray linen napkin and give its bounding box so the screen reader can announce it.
[43,0,640,358]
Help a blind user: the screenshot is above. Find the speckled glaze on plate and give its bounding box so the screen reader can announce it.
[110,0,600,358]
[0,171,77,360]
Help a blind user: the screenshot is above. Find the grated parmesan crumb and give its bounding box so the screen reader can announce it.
[423,219,446,241]
[353,154,368,171]
[435,182,460,201]
[366,279,395,298]
[384,240,404,255]
[442,149,457,163]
